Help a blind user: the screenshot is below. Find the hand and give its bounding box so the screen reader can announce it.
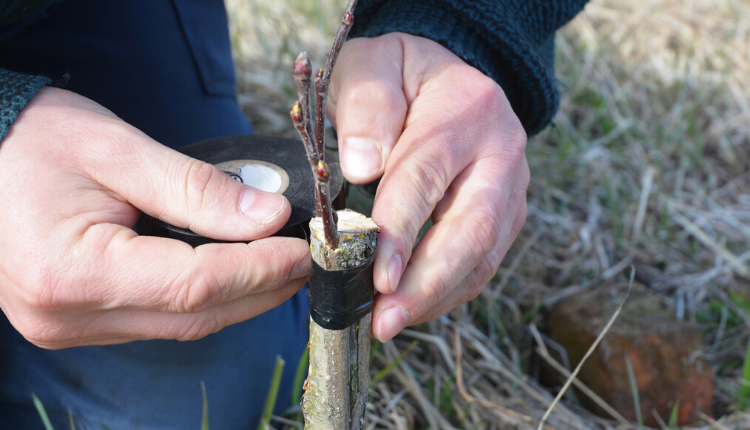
[329,33,529,342]
[0,87,310,349]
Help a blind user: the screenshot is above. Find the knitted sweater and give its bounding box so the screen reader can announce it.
[0,0,588,142]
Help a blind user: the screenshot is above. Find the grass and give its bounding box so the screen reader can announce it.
[624,353,644,428]
[32,393,54,430]
[739,338,750,411]
[259,355,286,430]
[201,382,209,430]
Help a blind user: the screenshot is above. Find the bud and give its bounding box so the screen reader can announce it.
[290,101,303,123]
[294,52,312,78]
[316,68,324,80]
[343,12,353,26]
[316,161,330,182]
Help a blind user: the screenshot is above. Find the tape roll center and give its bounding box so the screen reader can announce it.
[215,160,290,195]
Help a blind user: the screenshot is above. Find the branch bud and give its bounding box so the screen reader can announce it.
[294,52,313,78]
[342,11,353,26]
[290,101,303,124]
[316,161,331,182]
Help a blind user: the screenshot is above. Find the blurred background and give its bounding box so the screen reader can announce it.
[225,0,750,428]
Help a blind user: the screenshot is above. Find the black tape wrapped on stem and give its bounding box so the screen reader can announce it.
[309,259,374,331]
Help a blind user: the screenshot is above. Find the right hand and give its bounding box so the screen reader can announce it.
[0,87,310,349]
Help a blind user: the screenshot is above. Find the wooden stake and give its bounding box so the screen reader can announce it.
[303,210,379,430]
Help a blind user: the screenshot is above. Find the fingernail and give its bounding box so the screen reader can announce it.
[387,254,403,293]
[343,137,382,181]
[377,306,410,342]
[239,187,286,222]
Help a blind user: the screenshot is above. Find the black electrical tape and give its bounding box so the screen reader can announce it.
[137,135,343,246]
[309,259,375,331]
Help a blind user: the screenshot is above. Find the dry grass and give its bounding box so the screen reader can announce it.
[226,0,750,428]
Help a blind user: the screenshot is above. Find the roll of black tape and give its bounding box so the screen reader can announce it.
[309,259,374,330]
[137,135,343,246]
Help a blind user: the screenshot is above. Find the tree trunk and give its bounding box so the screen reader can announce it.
[303,210,379,430]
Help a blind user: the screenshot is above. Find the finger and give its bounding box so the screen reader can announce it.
[410,197,527,326]
[371,156,528,341]
[368,126,474,297]
[30,279,307,349]
[138,279,306,342]
[72,117,290,241]
[59,223,311,314]
[368,68,521,297]
[328,35,408,184]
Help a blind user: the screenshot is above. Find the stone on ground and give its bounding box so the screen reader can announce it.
[548,284,713,426]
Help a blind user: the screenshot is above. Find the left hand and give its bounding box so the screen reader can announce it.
[329,33,530,342]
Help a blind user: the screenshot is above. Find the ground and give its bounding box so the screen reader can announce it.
[226,0,750,428]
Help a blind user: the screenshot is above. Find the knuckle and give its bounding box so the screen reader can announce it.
[518,162,531,193]
[405,155,451,213]
[421,275,449,311]
[14,317,67,348]
[26,265,75,311]
[171,268,220,314]
[474,256,498,288]
[460,208,501,264]
[175,315,222,341]
[512,204,528,239]
[343,78,403,112]
[183,160,220,216]
[504,125,528,163]
[468,279,487,302]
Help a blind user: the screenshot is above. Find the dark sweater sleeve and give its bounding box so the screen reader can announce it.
[0,0,59,27]
[0,68,51,142]
[0,1,57,142]
[350,0,590,136]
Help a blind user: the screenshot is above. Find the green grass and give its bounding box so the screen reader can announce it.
[739,338,750,411]
[624,353,644,428]
[668,400,680,429]
[372,340,418,384]
[258,355,286,430]
[201,382,209,430]
[291,347,309,411]
[32,393,54,430]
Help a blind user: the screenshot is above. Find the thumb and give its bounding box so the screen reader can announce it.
[328,36,407,185]
[79,127,290,241]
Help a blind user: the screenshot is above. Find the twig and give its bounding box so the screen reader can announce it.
[292,53,320,172]
[290,103,337,248]
[537,266,636,430]
[288,1,359,251]
[315,0,358,156]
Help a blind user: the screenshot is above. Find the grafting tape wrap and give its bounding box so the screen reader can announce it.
[137,135,343,247]
[309,259,374,330]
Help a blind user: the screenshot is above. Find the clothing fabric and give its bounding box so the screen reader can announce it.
[0,68,49,142]
[0,0,589,428]
[351,0,590,136]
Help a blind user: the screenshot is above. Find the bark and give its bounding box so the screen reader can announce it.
[303,210,379,430]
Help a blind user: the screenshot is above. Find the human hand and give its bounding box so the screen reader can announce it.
[0,87,310,349]
[329,33,529,342]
